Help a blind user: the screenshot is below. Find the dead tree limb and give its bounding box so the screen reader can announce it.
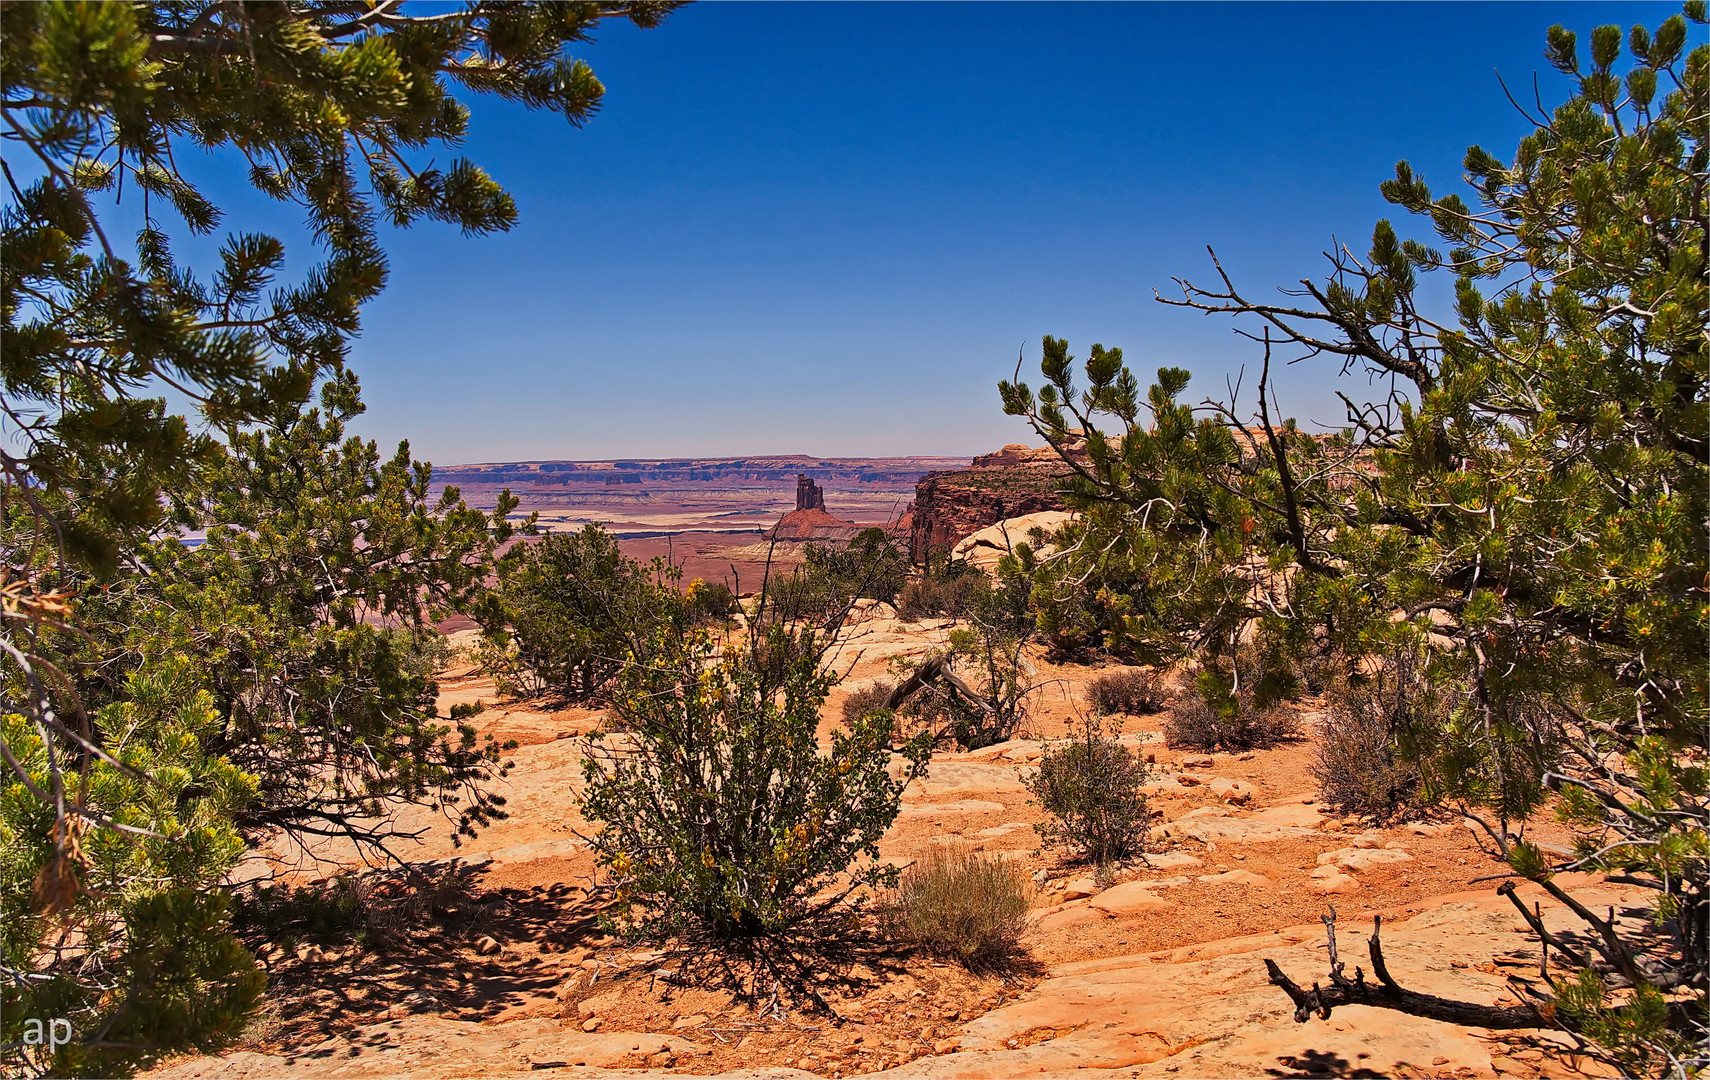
[1496,880,1592,973]
[879,655,997,717]
[1264,907,1557,1030]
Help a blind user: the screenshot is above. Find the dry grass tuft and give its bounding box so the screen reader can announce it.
[882,847,1031,969]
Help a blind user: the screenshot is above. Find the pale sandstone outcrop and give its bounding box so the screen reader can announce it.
[1157,807,1321,844]
[949,511,1076,573]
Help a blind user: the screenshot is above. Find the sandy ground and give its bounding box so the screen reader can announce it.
[152,611,1627,1080]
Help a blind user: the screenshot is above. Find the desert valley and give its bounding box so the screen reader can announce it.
[145,445,1643,1080]
[6,4,1700,1079]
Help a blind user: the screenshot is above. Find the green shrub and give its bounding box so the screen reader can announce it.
[1085,668,1169,715]
[1028,719,1152,864]
[476,523,683,701]
[578,624,931,956]
[882,847,1031,969]
[759,530,910,629]
[685,579,737,624]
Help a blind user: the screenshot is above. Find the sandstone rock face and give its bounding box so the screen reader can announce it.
[1317,847,1414,872]
[908,455,1071,563]
[879,884,1638,1080]
[147,1018,704,1077]
[903,761,1030,798]
[950,511,1076,573]
[1158,808,1321,844]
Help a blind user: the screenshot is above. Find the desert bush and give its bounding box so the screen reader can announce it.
[477,523,684,701]
[882,847,1030,969]
[885,571,1038,750]
[684,579,737,625]
[1164,671,1300,752]
[1312,654,1431,820]
[760,530,910,629]
[578,624,931,954]
[1028,719,1152,864]
[841,679,897,726]
[895,573,980,622]
[1085,668,1168,715]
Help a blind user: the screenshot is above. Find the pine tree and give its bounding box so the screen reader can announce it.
[1004,6,1706,1068]
[2,4,679,1074]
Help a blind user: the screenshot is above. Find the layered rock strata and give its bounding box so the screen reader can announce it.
[907,446,1075,563]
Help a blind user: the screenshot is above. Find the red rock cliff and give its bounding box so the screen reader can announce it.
[908,444,1076,563]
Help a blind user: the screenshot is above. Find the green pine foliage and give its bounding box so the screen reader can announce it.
[3,0,678,569]
[3,4,678,1075]
[1,658,263,1078]
[1002,5,1706,1065]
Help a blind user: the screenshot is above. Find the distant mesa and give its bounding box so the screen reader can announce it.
[768,475,862,542]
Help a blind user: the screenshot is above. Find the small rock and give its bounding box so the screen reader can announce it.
[1208,777,1255,804]
[1088,881,1171,914]
[1197,869,1272,887]
[474,935,502,956]
[1061,876,1100,900]
[1318,847,1414,873]
[934,1038,960,1054]
[1032,904,1107,931]
[1142,852,1203,870]
[581,1017,602,1032]
[1310,872,1361,894]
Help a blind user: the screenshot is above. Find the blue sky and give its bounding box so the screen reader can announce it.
[330,1,1675,464]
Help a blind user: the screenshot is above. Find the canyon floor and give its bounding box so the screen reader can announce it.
[152,608,1626,1080]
